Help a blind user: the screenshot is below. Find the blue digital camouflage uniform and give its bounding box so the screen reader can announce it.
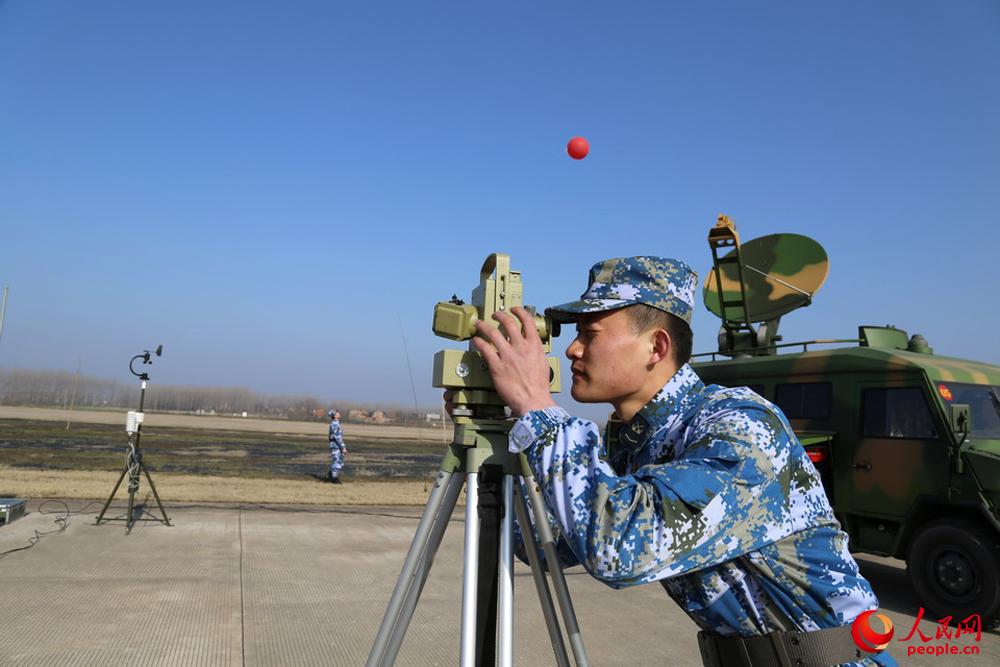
[508,256,895,667]
[329,415,345,479]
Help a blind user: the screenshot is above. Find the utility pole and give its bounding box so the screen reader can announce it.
[66,358,82,430]
[0,286,8,342]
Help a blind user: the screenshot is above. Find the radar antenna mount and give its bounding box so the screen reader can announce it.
[704,215,829,357]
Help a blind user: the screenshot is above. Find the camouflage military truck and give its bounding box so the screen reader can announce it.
[691,216,1000,626]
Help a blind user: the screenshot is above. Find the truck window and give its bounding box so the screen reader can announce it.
[774,382,831,419]
[862,387,938,439]
[934,383,1000,437]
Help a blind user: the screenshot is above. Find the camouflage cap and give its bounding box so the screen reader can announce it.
[545,256,698,324]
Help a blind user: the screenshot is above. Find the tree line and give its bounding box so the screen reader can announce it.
[0,367,440,425]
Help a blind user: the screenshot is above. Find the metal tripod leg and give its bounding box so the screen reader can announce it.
[380,473,464,665]
[460,471,481,667]
[513,483,570,667]
[497,475,515,667]
[367,469,462,667]
[141,463,172,526]
[94,467,129,524]
[520,467,590,667]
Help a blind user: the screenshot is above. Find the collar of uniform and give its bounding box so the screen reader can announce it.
[619,364,702,453]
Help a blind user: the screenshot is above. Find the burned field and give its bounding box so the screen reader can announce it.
[0,419,443,482]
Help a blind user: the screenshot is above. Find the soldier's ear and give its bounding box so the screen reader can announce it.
[649,328,672,365]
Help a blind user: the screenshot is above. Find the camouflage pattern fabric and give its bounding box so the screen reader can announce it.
[545,256,699,324]
[329,419,345,478]
[508,364,896,667]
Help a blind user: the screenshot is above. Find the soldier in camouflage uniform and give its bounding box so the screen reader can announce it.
[467,257,896,667]
[327,410,346,484]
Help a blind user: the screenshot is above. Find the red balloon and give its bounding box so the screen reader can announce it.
[567,136,589,160]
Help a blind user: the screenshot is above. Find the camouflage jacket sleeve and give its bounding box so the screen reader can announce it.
[508,403,801,588]
[329,422,345,450]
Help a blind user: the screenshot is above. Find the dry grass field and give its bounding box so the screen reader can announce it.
[0,465,443,505]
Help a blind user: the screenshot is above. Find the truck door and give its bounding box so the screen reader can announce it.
[850,383,949,520]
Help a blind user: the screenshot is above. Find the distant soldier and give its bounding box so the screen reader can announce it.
[454,257,895,667]
[327,410,346,484]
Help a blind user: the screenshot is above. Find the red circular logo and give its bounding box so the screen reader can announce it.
[938,384,953,401]
[851,610,894,653]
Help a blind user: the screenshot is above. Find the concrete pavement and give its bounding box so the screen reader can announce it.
[0,501,995,666]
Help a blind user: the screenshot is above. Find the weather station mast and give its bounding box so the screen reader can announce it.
[94,346,172,534]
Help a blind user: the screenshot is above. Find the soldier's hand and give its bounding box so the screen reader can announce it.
[472,306,556,417]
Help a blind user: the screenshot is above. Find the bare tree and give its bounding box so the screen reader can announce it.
[0,367,437,422]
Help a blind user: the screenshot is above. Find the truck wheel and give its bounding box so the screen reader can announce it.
[907,519,1000,627]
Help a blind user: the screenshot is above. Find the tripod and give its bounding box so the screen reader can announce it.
[95,348,171,534]
[367,403,589,667]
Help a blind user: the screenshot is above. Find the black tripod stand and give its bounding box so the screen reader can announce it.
[95,346,171,534]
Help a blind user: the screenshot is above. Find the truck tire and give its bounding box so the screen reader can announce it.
[907,519,1000,628]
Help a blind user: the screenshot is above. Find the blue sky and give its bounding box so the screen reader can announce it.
[1,1,998,421]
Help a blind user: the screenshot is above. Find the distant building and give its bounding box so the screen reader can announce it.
[348,409,392,424]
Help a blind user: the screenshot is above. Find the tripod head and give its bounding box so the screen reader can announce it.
[431,253,561,423]
[129,344,163,381]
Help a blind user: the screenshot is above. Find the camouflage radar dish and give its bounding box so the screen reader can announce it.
[703,216,829,357]
[703,233,829,323]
